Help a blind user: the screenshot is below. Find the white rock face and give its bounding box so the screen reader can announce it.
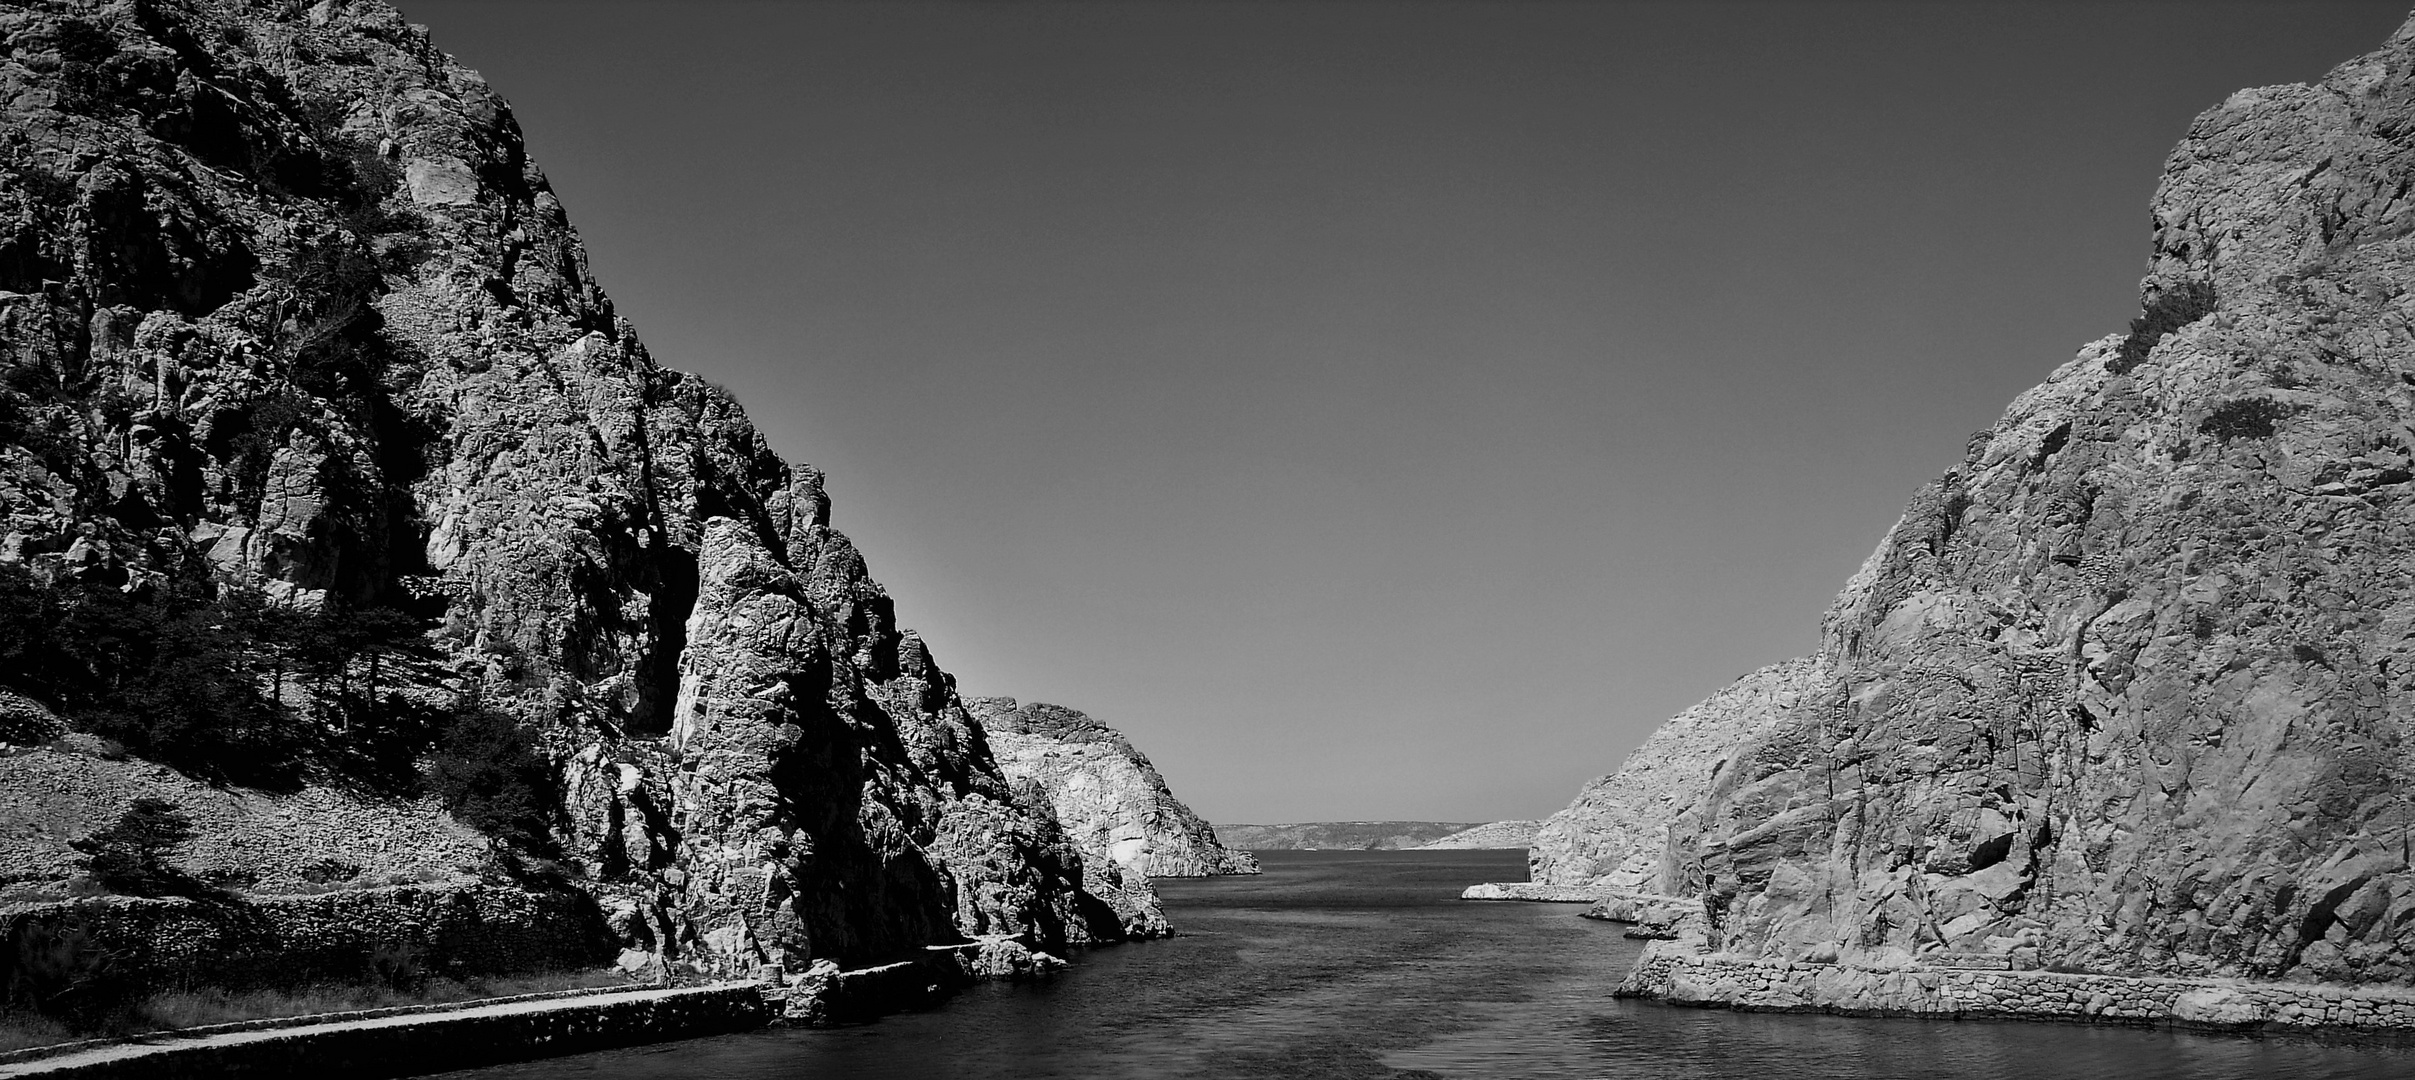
[967,698,1259,878]
[1528,659,1819,890]
[1415,820,1542,849]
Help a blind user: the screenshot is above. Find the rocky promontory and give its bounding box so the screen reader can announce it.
[1417,820,1541,850]
[966,697,1258,879]
[0,0,1175,1022]
[1528,659,1820,890]
[1544,14,2415,994]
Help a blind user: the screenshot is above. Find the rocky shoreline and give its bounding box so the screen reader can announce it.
[1544,889,2415,1038]
[1617,939,2415,1038]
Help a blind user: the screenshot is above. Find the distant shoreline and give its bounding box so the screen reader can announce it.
[1214,820,1537,851]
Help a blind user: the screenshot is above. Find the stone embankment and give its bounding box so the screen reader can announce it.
[0,983,770,1079]
[1619,942,2415,1036]
[0,885,612,1012]
[0,944,1030,1078]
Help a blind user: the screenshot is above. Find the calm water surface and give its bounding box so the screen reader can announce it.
[436,850,2415,1079]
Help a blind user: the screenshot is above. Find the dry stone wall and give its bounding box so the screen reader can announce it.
[4,983,770,1080]
[0,885,612,1011]
[1622,942,2415,1034]
[0,743,485,899]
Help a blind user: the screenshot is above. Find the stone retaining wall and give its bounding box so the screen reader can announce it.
[1,984,769,1079]
[1619,942,2415,1035]
[1,885,613,1012]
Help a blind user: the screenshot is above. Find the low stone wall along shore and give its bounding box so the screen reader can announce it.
[0,984,771,1080]
[1620,942,2415,1036]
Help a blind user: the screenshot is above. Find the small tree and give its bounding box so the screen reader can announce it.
[428,703,554,852]
[70,798,197,897]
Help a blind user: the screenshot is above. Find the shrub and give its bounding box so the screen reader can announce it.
[70,798,197,897]
[428,704,555,851]
[2110,279,2218,374]
[2198,397,2293,441]
[300,858,361,885]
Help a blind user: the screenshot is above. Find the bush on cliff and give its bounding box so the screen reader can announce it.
[2110,279,2218,374]
[428,703,556,852]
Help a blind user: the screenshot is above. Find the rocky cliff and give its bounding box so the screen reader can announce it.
[1414,819,1540,851]
[1541,18,2415,986]
[965,697,1257,879]
[0,0,1161,980]
[1529,660,1819,889]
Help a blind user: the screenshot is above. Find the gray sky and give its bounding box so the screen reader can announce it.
[399,1,2409,824]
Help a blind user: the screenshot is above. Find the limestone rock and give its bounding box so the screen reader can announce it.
[1414,819,1541,849]
[967,697,1258,879]
[966,938,1070,981]
[1553,17,2415,986]
[1528,659,1821,890]
[0,0,1145,975]
[2171,987,2266,1028]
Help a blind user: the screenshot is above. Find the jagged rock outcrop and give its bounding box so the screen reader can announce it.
[0,0,1154,976]
[966,697,1257,879]
[1551,19,2415,986]
[1529,659,1819,888]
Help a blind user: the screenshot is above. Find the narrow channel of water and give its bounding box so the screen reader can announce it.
[434,850,2415,1079]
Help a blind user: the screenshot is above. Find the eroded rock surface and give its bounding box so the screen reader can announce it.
[967,697,1257,880]
[1529,659,1820,890]
[1552,18,2415,985]
[0,0,1150,975]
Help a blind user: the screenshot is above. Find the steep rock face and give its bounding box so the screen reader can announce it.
[1529,659,1818,889]
[0,0,1147,972]
[966,697,1257,879]
[1590,20,2415,985]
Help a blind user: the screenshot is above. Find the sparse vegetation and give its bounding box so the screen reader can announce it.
[2198,397,2294,441]
[2110,279,2218,374]
[0,1010,75,1053]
